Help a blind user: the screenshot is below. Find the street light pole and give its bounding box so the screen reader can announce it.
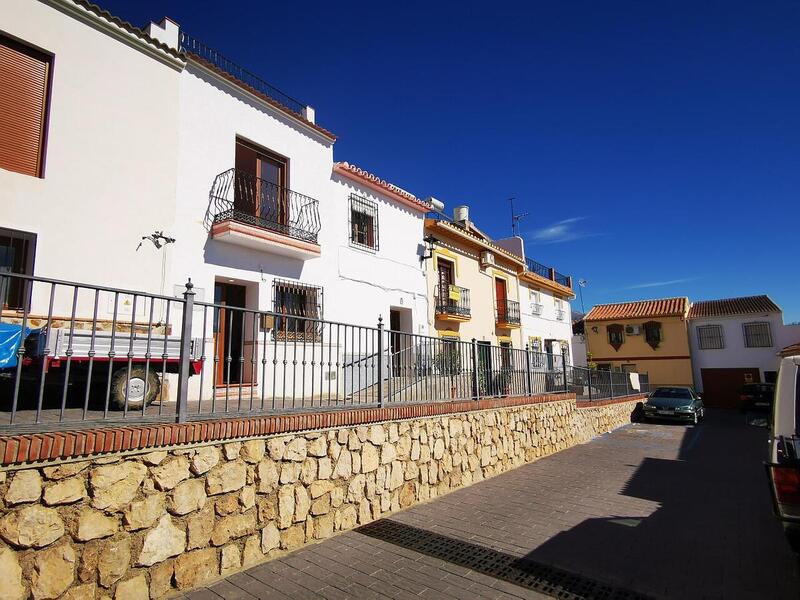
[578,279,588,315]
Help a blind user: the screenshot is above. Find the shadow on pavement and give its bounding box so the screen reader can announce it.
[523,410,799,599]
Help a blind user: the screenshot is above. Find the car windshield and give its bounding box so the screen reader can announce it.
[651,388,692,399]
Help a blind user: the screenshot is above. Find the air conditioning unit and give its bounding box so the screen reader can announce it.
[625,325,641,335]
[480,251,496,267]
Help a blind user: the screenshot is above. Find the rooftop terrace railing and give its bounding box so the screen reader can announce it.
[179,32,306,117]
[0,272,647,433]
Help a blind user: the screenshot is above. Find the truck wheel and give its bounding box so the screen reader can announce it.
[110,366,160,410]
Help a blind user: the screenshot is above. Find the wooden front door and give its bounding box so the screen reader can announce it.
[214,282,248,385]
[437,260,454,289]
[495,278,507,320]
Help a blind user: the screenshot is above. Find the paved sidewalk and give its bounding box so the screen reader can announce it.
[182,411,799,600]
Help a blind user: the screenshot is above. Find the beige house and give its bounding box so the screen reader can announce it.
[424,207,525,351]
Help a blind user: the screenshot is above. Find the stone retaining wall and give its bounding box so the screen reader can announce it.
[0,394,642,599]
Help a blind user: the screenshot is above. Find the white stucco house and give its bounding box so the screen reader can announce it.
[0,0,184,314]
[493,236,576,363]
[688,295,800,404]
[0,1,433,403]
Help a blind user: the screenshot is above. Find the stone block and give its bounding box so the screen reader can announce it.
[0,505,64,548]
[137,515,185,566]
[0,546,26,600]
[174,547,218,590]
[168,478,207,515]
[76,508,118,541]
[90,462,147,512]
[30,543,76,600]
[43,477,86,506]
[206,460,247,495]
[97,537,130,587]
[151,456,190,491]
[123,494,164,531]
[5,470,43,504]
[211,511,256,546]
[191,446,220,475]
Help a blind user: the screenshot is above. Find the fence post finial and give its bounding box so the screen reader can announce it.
[176,279,195,423]
[470,338,480,401]
[377,317,384,408]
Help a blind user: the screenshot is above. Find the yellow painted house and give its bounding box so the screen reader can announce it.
[584,297,694,387]
[424,207,525,351]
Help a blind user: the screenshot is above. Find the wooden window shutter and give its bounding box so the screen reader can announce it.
[0,35,51,178]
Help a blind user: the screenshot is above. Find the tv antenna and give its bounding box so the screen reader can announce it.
[509,197,528,237]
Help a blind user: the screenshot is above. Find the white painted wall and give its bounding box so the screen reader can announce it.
[0,0,182,319]
[170,62,429,399]
[571,333,587,367]
[519,281,573,360]
[688,311,785,391]
[170,64,427,328]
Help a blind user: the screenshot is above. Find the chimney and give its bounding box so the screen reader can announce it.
[302,106,316,124]
[453,205,469,225]
[146,17,180,50]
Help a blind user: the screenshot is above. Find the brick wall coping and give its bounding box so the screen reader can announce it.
[575,395,645,408]
[0,392,646,467]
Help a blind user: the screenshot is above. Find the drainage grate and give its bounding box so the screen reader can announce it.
[357,519,652,600]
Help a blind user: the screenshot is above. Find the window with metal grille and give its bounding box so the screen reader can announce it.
[0,35,52,178]
[349,194,378,251]
[643,321,662,349]
[607,324,624,349]
[743,321,772,348]
[0,227,36,310]
[697,324,724,349]
[272,279,323,340]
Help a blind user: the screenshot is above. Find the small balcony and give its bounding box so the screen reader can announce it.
[555,308,565,321]
[206,168,321,260]
[496,299,521,328]
[435,284,471,321]
[525,258,573,292]
[530,302,543,316]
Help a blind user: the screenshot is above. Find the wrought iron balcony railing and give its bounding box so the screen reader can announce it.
[555,308,565,321]
[496,299,521,325]
[206,168,321,244]
[525,257,572,290]
[526,258,550,279]
[435,284,471,319]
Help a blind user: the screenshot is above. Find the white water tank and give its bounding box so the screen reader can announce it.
[453,205,469,223]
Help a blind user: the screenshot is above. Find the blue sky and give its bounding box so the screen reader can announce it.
[103,0,800,321]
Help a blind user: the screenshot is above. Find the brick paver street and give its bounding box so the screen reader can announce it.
[182,410,799,600]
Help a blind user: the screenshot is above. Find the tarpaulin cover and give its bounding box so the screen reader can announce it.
[0,323,31,369]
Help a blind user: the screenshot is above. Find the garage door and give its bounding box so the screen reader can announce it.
[700,368,760,408]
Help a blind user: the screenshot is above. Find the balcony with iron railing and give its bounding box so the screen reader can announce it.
[205,168,322,259]
[496,299,521,328]
[180,33,307,118]
[524,258,573,291]
[555,308,566,321]
[434,284,471,321]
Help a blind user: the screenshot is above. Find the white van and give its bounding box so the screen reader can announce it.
[767,354,800,552]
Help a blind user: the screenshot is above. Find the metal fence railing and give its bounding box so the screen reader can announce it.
[205,168,321,243]
[179,32,306,117]
[0,273,648,432]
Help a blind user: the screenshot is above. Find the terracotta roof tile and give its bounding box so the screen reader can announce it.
[585,297,688,322]
[688,295,780,319]
[334,162,431,212]
[780,342,800,358]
